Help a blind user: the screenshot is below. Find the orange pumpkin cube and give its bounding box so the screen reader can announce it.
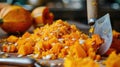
[69,41,87,58]
[64,57,100,67]
[50,43,62,54]
[18,42,33,55]
[2,44,8,52]
[7,35,18,43]
[105,52,120,67]
[22,32,31,38]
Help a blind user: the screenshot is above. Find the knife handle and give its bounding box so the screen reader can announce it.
[0,58,36,67]
[87,0,98,25]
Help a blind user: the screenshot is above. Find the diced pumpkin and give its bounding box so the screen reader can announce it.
[9,44,17,52]
[2,44,8,52]
[18,42,33,55]
[84,38,94,51]
[110,30,120,53]
[2,44,16,52]
[2,19,104,61]
[17,45,26,55]
[34,41,43,54]
[50,43,62,54]
[16,38,26,49]
[69,41,87,58]
[64,57,100,67]
[7,35,18,43]
[92,34,103,51]
[64,57,77,67]
[42,41,51,50]
[95,55,101,61]
[105,52,120,67]
[22,32,31,38]
[106,48,116,56]
[58,48,68,58]
[84,34,103,52]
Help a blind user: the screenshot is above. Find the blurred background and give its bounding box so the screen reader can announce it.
[0,0,120,32]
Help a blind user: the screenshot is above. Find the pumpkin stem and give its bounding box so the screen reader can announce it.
[0,19,3,24]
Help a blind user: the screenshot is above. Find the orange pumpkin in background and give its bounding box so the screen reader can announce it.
[31,6,54,27]
[0,5,33,33]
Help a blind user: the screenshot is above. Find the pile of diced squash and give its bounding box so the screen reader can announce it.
[2,19,120,67]
[2,19,103,60]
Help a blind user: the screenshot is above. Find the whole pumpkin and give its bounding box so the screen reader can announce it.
[31,6,54,27]
[0,5,33,33]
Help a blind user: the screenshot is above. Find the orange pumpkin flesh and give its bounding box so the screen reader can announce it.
[31,6,54,27]
[0,5,33,33]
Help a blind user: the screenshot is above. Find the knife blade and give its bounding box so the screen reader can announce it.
[94,14,112,55]
[87,0,113,55]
